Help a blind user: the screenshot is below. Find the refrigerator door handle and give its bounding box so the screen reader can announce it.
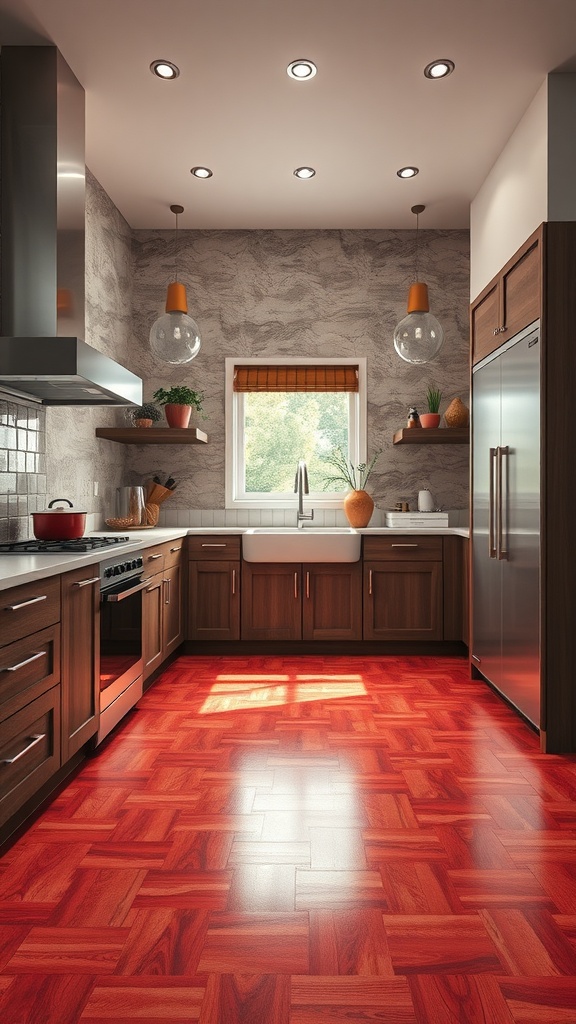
[498,445,509,560]
[489,447,498,558]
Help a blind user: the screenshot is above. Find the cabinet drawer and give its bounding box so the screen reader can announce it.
[0,684,61,827]
[0,624,61,715]
[188,536,241,560]
[363,535,442,560]
[164,539,184,569]
[0,576,61,646]
[142,544,166,575]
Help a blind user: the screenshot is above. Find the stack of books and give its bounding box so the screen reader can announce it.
[385,511,449,528]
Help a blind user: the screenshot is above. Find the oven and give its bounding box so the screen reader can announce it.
[97,551,146,746]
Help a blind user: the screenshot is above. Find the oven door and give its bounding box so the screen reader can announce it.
[98,574,145,742]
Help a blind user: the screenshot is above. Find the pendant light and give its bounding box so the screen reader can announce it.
[393,204,444,364]
[149,204,201,365]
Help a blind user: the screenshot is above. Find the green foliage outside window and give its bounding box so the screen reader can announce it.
[244,392,349,493]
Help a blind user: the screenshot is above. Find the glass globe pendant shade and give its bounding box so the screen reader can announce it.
[149,281,201,365]
[393,282,444,364]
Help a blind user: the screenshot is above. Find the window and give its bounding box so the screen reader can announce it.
[225,357,367,508]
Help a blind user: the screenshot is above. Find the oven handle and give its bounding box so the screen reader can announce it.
[101,577,148,603]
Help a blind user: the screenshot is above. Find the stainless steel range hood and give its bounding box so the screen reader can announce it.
[0,46,142,406]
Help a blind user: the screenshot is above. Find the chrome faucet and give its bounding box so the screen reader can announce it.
[294,459,314,528]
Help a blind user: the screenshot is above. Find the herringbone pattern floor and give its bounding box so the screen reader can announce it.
[1,654,576,1022]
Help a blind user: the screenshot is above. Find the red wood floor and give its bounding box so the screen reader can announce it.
[2,654,576,1023]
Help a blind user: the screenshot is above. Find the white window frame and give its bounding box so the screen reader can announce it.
[225,356,367,510]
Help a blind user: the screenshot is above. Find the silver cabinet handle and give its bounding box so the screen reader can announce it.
[306,571,310,599]
[148,553,162,560]
[471,654,481,664]
[170,545,181,553]
[232,568,236,595]
[201,543,226,547]
[73,576,100,588]
[294,572,298,599]
[498,445,509,561]
[489,447,497,559]
[163,577,171,604]
[2,733,45,765]
[5,594,48,611]
[2,651,46,673]
[369,569,373,595]
[391,543,418,548]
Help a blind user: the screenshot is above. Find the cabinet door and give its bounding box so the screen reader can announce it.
[162,561,184,656]
[501,234,541,341]
[471,279,500,365]
[303,562,362,640]
[363,561,442,640]
[142,572,164,680]
[241,563,301,641]
[188,561,240,641]
[60,567,100,760]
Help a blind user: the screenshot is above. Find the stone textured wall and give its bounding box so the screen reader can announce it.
[1,182,470,542]
[128,227,470,515]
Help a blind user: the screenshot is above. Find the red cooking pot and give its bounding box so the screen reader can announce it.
[31,498,87,540]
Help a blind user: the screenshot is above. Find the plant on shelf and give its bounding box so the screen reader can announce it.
[129,402,162,428]
[153,385,204,428]
[420,384,443,428]
[322,447,382,528]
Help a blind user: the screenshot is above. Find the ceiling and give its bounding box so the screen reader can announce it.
[2,0,576,230]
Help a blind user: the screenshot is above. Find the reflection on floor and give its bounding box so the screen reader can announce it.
[1,654,576,1023]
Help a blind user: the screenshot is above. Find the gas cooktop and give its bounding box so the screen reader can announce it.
[0,536,130,554]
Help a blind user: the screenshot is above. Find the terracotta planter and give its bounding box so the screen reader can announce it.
[420,412,441,429]
[164,403,192,429]
[133,418,153,428]
[343,489,374,528]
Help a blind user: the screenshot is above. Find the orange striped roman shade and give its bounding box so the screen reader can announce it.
[233,364,359,393]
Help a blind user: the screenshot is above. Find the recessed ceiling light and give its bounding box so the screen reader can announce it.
[287,59,317,80]
[294,166,316,179]
[423,59,455,80]
[150,59,180,80]
[397,166,419,179]
[190,166,213,179]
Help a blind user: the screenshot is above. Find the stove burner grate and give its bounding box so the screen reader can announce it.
[0,536,130,554]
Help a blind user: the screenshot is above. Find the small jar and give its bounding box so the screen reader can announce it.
[407,406,421,428]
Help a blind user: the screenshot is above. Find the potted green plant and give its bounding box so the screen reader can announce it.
[420,385,442,428]
[129,402,162,428]
[323,447,381,527]
[153,385,204,429]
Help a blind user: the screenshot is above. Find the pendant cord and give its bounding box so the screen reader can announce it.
[411,203,425,283]
[415,210,419,282]
[170,203,185,284]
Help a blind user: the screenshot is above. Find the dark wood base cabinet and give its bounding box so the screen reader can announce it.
[187,536,241,642]
[0,576,63,832]
[143,541,185,681]
[241,561,363,641]
[60,566,100,761]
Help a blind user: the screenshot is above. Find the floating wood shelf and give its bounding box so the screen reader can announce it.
[393,427,469,445]
[95,427,208,445]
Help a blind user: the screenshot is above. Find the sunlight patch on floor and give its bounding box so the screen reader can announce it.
[198,674,367,714]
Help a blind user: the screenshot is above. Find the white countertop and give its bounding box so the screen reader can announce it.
[0,525,469,591]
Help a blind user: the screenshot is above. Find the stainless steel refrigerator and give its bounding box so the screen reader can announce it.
[471,320,541,727]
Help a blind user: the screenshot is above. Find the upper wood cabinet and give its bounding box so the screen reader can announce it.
[471,226,542,365]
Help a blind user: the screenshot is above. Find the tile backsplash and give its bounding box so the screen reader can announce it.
[0,397,47,542]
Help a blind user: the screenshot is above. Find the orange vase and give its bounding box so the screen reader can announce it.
[164,403,192,428]
[444,397,469,428]
[343,489,374,528]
